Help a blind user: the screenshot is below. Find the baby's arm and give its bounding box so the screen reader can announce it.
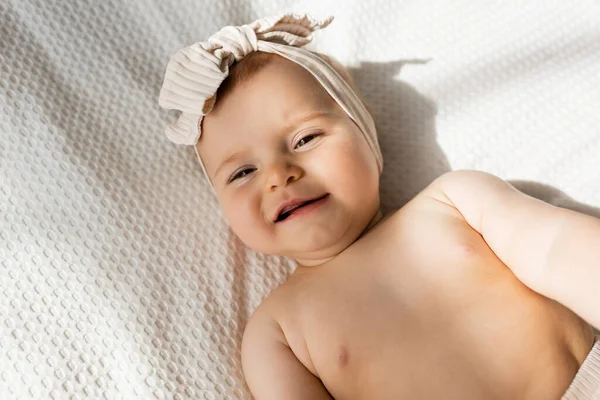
[427,170,600,330]
[241,308,333,400]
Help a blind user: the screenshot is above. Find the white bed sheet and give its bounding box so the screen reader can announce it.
[1,0,599,398]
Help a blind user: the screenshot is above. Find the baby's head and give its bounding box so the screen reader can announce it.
[159,14,384,267]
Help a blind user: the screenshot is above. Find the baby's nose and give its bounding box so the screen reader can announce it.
[265,161,303,190]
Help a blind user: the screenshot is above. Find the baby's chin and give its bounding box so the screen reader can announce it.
[228,203,381,258]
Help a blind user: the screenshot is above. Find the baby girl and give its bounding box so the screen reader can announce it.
[159,14,600,399]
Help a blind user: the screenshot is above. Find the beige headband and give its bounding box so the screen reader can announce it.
[158,13,383,191]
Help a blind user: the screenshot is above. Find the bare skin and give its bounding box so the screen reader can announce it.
[197,55,596,399]
[253,191,595,399]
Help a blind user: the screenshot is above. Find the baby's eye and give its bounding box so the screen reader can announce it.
[229,167,255,183]
[294,132,322,149]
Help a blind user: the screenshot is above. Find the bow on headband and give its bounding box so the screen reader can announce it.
[158,13,383,190]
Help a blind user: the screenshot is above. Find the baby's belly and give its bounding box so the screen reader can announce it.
[283,226,594,399]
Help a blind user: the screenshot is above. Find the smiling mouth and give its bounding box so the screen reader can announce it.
[275,194,329,222]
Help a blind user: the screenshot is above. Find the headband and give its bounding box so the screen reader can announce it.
[158,13,383,191]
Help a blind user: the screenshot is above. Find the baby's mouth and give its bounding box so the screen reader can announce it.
[275,194,329,222]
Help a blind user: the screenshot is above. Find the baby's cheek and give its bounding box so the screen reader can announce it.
[223,201,269,250]
[332,137,374,178]
[224,204,250,234]
[317,136,357,170]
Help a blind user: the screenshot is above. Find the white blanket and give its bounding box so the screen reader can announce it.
[1,0,599,398]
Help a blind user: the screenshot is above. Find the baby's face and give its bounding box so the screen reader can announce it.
[197,57,380,266]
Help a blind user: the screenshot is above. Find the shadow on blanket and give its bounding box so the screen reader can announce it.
[350,59,450,212]
[349,60,600,221]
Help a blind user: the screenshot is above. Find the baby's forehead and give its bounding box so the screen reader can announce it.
[217,63,336,121]
[198,58,342,161]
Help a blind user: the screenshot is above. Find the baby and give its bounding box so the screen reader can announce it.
[159,14,600,399]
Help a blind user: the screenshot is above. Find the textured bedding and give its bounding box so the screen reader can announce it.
[1,0,599,398]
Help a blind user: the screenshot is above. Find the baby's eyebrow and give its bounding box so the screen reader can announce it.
[214,150,249,179]
[280,109,333,134]
[213,109,333,180]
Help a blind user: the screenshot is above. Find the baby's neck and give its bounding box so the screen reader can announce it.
[359,209,384,239]
[293,209,385,269]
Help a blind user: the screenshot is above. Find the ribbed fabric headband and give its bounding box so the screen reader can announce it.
[158,13,383,191]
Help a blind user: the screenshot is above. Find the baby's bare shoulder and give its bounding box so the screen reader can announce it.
[241,289,291,367]
[386,174,469,224]
[244,281,295,337]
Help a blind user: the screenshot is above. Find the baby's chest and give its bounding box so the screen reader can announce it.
[282,208,577,398]
[293,220,511,368]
